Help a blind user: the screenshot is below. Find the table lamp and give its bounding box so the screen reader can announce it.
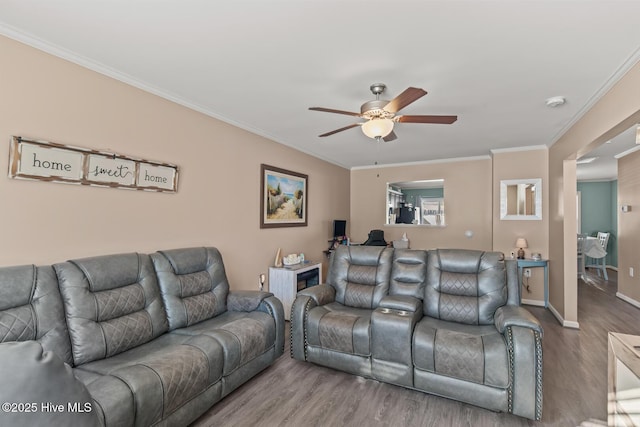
[515,238,528,259]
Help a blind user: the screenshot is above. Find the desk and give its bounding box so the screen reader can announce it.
[517,258,549,308]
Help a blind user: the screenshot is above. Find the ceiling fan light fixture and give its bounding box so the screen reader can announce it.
[362,118,394,139]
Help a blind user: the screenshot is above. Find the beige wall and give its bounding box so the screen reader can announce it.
[618,149,640,302]
[0,35,350,291]
[492,148,549,304]
[350,157,493,250]
[549,61,640,325]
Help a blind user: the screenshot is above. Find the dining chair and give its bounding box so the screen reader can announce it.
[577,233,587,279]
[586,232,610,280]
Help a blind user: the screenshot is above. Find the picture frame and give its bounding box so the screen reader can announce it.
[260,164,308,228]
[9,136,179,192]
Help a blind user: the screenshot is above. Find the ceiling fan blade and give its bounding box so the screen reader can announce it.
[383,131,397,142]
[383,87,428,113]
[397,115,458,124]
[318,123,360,137]
[309,107,362,117]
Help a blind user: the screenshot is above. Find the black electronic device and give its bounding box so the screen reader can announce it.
[396,207,414,224]
[328,219,348,252]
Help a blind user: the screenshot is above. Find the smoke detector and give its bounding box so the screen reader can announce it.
[545,96,566,108]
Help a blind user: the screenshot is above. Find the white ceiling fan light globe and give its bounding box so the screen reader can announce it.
[362,118,394,139]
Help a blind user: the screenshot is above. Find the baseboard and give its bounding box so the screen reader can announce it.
[616,292,640,309]
[521,298,545,307]
[584,264,617,271]
[548,302,580,329]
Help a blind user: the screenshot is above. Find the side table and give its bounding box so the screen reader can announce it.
[516,258,549,308]
[269,262,322,321]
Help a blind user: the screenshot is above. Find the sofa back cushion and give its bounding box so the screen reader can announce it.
[390,249,428,299]
[424,249,507,325]
[54,253,168,366]
[0,265,73,365]
[150,247,229,330]
[328,246,392,309]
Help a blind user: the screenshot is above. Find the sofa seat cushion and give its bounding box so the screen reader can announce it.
[73,369,136,427]
[75,333,223,425]
[413,317,509,388]
[171,311,275,376]
[306,302,372,356]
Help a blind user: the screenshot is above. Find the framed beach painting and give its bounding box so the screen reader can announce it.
[260,164,308,228]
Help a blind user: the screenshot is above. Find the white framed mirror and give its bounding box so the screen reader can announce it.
[500,178,542,220]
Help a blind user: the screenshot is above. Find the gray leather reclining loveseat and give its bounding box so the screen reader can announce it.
[0,247,284,427]
[290,245,543,420]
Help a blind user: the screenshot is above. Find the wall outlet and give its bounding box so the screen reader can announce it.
[510,251,515,259]
[524,269,532,278]
[631,267,635,278]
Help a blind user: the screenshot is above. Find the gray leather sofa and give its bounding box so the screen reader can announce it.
[291,246,543,420]
[0,247,284,427]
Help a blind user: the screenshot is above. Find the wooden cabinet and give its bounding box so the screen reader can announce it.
[609,332,640,426]
[269,262,322,321]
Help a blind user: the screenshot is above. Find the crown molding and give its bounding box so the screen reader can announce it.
[614,145,640,159]
[490,145,548,154]
[351,155,491,171]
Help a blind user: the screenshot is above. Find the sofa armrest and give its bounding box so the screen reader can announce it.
[290,284,336,361]
[494,305,543,336]
[228,290,274,312]
[0,341,99,427]
[378,295,423,313]
[495,305,544,420]
[296,283,336,307]
[228,291,285,358]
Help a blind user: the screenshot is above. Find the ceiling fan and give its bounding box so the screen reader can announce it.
[309,83,458,142]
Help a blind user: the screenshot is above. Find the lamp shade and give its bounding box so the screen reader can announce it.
[515,238,528,248]
[361,118,394,139]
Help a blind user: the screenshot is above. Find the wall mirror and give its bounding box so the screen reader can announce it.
[386,179,445,226]
[500,178,542,220]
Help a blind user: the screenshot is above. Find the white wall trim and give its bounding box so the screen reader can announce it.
[0,23,352,171]
[549,44,640,145]
[548,302,580,329]
[521,299,545,307]
[577,178,617,183]
[614,144,640,159]
[350,155,491,171]
[490,145,548,154]
[616,292,640,309]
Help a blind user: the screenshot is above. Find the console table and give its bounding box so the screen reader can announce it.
[608,332,640,426]
[516,258,549,308]
[269,262,322,321]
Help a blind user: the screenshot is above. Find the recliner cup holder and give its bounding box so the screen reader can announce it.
[379,307,411,316]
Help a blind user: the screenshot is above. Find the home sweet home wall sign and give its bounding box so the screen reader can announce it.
[8,136,178,192]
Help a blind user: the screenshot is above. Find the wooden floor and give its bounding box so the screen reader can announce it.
[192,268,640,427]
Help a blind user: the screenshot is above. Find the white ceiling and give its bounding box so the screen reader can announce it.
[1,1,640,173]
